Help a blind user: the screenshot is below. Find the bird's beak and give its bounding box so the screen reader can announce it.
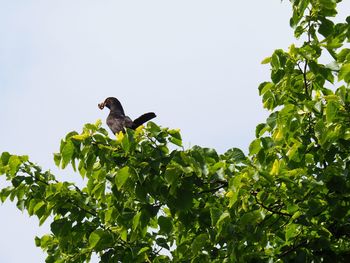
[98,101,106,110]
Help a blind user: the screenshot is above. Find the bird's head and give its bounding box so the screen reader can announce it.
[98,97,125,115]
[98,97,117,110]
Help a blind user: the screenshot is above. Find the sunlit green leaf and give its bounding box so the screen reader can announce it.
[249,139,261,155]
[89,229,104,249]
[115,166,131,190]
[132,211,142,230]
[326,100,339,122]
[285,224,298,241]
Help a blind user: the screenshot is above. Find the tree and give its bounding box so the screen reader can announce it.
[1,0,350,262]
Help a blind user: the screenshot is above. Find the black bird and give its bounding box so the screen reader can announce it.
[98,97,156,134]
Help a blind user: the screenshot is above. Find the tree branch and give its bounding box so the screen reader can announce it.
[279,239,308,258]
[198,182,228,194]
[254,195,292,217]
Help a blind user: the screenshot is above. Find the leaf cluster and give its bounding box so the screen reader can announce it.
[0,121,247,262]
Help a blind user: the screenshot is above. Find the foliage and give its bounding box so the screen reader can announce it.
[1,0,350,262]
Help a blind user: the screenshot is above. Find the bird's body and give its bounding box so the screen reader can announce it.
[106,113,133,134]
[98,97,156,134]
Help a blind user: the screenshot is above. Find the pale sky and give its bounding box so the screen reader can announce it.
[1,1,349,262]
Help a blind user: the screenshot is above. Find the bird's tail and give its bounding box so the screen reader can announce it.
[132,112,156,129]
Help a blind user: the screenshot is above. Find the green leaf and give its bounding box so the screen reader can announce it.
[291,211,302,221]
[8,155,22,176]
[27,198,37,216]
[216,211,230,228]
[95,119,102,128]
[191,233,208,254]
[226,190,238,208]
[271,52,281,69]
[294,25,305,38]
[34,236,41,247]
[258,82,274,96]
[121,129,132,152]
[326,100,339,122]
[286,141,302,161]
[249,139,261,155]
[64,131,79,140]
[339,64,350,83]
[115,166,131,190]
[53,153,61,167]
[164,167,180,186]
[50,219,71,237]
[337,49,350,63]
[71,133,90,141]
[318,18,334,38]
[85,152,96,174]
[223,148,246,163]
[36,234,52,248]
[227,173,244,207]
[173,188,193,211]
[261,56,271,64]
[158,216,173,234]
[137,247,150,255]
[266,112,278,129]
[319,0,336,10]
[0,187,12,203]
[210,207,221,226]
[270,159,280,175]
[285,224,298,241]
[168,129,182,140]
[33,201,45,214]
[89,229,114,251]
[169,136,182,147]
[1,152,11,165]
[33,201,46,218]
[120,228,127,242]
[133,211,142,230]
[11,175,25,187]
[61,140,75,169]
[39,212,51,226]
[89,229,104,249]
[93,134,107,143]
[297,0,309,18]
[147,121,162,135]
[255,123,269,138]
[271,69,285,83]
[156,237,169,250]
[239,211,261,227]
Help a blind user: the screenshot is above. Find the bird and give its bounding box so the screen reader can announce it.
[98,97,156,134]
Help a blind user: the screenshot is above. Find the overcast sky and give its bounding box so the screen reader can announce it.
[1,1,349,262]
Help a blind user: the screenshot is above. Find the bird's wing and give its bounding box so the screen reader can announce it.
[124,116,134,129]
[107,114,125,134]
